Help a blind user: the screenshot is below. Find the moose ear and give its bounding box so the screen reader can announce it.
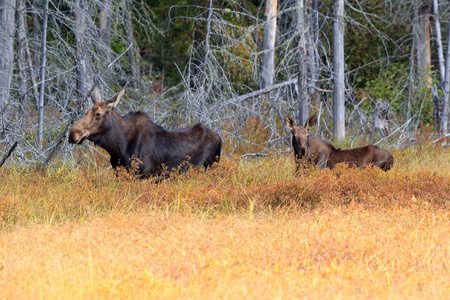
[89,86,102,104]
[106,89,125,108]
[285,116,296,131]
[305,115,317,128]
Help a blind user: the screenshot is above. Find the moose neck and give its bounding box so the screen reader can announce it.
[90,109,133,157]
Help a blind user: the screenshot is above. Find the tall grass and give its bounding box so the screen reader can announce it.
[1,144,449,228]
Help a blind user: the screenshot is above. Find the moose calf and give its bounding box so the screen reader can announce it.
[285,115,393,171]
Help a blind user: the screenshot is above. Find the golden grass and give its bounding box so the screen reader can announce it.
[0,144,449,299]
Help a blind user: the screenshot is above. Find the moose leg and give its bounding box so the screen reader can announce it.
[110,156,120,169]
[110,155,132,171]
[315,154,328,169]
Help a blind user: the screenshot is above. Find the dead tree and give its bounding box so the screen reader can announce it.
[0,0,16,131]
[38,0,49,147]
[259,0,277,89]
[333,0,345,140]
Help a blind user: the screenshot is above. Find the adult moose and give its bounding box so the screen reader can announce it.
[285,115,393,171]
[69,88,222,177]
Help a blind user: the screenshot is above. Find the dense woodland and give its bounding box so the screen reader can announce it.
[0,0,450,167]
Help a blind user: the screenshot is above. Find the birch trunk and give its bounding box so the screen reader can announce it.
[259,0,277,89]
[333,0,345,140]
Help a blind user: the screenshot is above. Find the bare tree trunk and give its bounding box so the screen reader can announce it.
[432,0,448,136]
[98,0,112,48]
[259,0,277,89]
[296,0,308,126]
[307,0,320,108]
[38,0,49,147]
[124,0,137,89]
[296,0,319,125]
[441,26,450,136]
[0,0,16,131]
[74,0,93,102]
[412,0,432,87]
[333,0,345,140]
[432,0,445,81]
[17,0,28,117]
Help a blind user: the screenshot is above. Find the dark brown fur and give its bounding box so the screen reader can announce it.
[285,115,393,171]
[69,89,222,177]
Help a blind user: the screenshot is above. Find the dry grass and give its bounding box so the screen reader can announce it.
[0,144,449,299]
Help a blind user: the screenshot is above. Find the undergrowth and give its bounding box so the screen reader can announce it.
[1,143,449,229]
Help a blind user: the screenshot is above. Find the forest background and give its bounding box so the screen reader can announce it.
[0,0,449,166]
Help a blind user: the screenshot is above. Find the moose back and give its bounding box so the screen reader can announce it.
[285,115,393,171]
[68,88,222,177]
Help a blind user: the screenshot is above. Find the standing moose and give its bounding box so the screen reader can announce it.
[285,115,393,171]
[69,88,222,177]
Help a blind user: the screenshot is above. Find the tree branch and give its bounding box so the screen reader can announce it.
[0,141,18,168]
[214,78,298,110]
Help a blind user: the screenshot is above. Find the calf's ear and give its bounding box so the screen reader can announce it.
[305,115,317,128]
[285,116,296,131]
[106,89,125,108]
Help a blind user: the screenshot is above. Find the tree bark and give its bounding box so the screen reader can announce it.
[98,0,112,48]
[74,0,93,102]
[0,0,16,129]
[296,0,309,126]
[432,0,445,81]
[38,0,49,147]
[0,141,17,168]
[412,0,432,87]
[333,0,345,140]
[17,0,28,116]
[259,0,277,89]
[441,26,450,136]
[307,0,320,108]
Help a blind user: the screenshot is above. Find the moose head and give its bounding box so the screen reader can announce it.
[285,115,317,157]
[68,88,125,144]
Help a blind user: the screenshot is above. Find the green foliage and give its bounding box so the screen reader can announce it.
[364,62,407,111]
[344,0,411,92]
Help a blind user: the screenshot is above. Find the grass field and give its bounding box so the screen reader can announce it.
[0,144,449,299]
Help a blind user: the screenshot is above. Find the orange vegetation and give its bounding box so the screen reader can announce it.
[0,144,449,298]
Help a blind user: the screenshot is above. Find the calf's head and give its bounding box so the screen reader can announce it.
[68,88,125,144]
[285,115,317,156]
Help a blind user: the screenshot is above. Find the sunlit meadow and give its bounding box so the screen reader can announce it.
[0,143,449,299]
